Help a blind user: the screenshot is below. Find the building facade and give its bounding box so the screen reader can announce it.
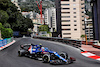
[22,11,33,19]
[55,0,85,40]
[91,0,100,41]
[11,0,21,12]
[85,19,93,40]
[44,7,56,32]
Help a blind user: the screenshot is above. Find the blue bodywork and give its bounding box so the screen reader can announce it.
[29,45,67,62]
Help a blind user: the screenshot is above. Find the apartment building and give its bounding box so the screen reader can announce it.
[44,7,56,32]
[85,19,93,40]
[11,0,21,12]
[55,0,85,40]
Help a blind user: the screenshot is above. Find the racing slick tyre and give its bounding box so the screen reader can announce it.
[42,56,49,63]
[42,54,50,63]
[18,51,23,57]
[60,52,68,59]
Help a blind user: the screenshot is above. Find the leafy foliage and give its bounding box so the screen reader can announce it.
[0,0,34,38]
[0,23,13,39]
[0,0,33,32]
[0,10,9,23]
[39,25,49,32]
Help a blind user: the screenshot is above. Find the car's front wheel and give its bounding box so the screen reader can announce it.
[42,56,49,63]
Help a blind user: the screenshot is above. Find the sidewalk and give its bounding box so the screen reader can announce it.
[80,45,100,61]
[80,45,100,56]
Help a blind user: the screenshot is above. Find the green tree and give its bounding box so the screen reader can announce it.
[0,10,9,23]
[0,23,13,39]
[39,25,49,32]
[3,23,11,28]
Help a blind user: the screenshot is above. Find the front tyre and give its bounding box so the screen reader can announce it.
[42,56,49,63]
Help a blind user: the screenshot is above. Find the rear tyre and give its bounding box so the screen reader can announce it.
[18,51,22,57]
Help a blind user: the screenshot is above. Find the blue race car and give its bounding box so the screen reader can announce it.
[18,44,76,64]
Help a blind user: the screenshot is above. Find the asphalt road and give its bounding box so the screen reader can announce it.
[0,38,100,67]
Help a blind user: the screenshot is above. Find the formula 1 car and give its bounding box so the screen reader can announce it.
[18,44,76,64]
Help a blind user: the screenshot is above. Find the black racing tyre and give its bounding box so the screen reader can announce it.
[18,51,22,57]
[60,52,68,59]
[42,56,49,63]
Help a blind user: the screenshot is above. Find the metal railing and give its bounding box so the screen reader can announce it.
[0,37,13,47]
[33,36,82,48]
[33,36,98,48]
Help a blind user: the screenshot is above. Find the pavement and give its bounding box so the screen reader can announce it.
[80,45,100,61]
[0,40,16,50]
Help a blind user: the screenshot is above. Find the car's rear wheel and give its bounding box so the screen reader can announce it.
[18,51,22,57]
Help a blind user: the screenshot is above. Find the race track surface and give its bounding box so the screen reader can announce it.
[0,38,100,67]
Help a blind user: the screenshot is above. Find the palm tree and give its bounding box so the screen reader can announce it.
[81,35,85,40]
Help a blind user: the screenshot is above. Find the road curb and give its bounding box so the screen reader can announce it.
[79,48,100,61]
[0,40,16,50]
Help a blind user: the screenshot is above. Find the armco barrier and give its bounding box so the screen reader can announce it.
[33,36,82,48]
[33,36,98,48]
[0,37,13,48]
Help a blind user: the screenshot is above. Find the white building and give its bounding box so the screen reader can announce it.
[55,0,85,40]
[21,11,33,19]
[44,7,56,32]
[11,0,21,12]
[85,19,93,40]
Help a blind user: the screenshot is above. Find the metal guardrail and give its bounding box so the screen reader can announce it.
[0,37,13,47]
[33,36,82,48]
[33,36,98,48]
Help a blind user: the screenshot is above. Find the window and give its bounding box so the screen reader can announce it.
[81,3,84,5]
[64,37,71,38]
[73,8,76,10]
[62,16,70,18]
[62,24,70,26]
[73,0,76,2]
[82,20,84,21]
[83,28,85,30]
[82,16,84,17]
[62,20,70,22]
[82,11,84,13]
[74,20,77,22]
[74,24,77,26]
[74,16,76,18]
[62,8,70,9]
[62,29,71,30]
[74,12,76,14]
[61,4,70,5]
[61,0,69,1]
[63,33,71,35]
[81,7,84,9]
[62,12,70,14]
[74,29,77,31]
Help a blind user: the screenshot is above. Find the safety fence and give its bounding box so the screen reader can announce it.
[33,36,97,48]
[0,37,13,47]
